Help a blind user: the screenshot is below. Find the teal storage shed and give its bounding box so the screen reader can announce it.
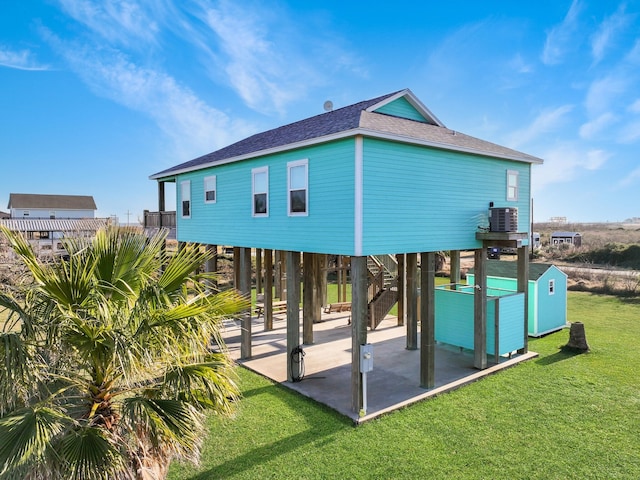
[467,261,567,337]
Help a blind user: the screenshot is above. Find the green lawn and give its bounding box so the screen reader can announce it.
[169,292,640,479]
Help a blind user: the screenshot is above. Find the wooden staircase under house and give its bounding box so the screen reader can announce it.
[366,255,399,329]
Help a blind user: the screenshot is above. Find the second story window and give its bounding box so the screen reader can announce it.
[288,159,308,216]
[507,170,519,201]
[204,175,216,203]
[181,180,191,218]
[252,167,268,216]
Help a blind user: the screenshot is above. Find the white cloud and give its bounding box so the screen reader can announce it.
[0,46,50,71]
[619,166,640,187]
[579,112,616,139]
[507,105,574,148]
[532,143,610,192]
[618,120,640,143]
[584,74,630,115]
[170,0,364,115]
[44,30,253,159]
[57,0,161,47]
[626,38,640,64]
[591,4,633,64]
[541,0,583,65]
[585,149,611,170]
[508,53,533,74]
[628,99,640,113]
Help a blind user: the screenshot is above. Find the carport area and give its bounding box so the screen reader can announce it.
[222,311,537,424]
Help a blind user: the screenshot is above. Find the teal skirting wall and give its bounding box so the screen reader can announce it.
[435,286,524,356]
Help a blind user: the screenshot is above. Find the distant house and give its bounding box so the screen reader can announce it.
[0,211,9,219]
[550,231,581,247]
[467,261,568,337]
[7,193,97,219]
[1,194,103,260]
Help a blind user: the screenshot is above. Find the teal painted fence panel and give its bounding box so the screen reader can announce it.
[176,138,356,254]
[373,97,428,122]
[435,288,475,350]
[435,287,524,356]
[362,138,531,255]
[467,271,566,336]
[497,294,525,352]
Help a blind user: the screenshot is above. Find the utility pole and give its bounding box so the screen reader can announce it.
[125,210,131,226]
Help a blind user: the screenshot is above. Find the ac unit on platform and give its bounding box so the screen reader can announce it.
[490,207,518,233]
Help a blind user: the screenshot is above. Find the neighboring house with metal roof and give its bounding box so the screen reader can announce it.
[551,231,582,247]
[467,261,568,337]
[149,88,543,417]
[0,218,110,260]
[0,211,9,219]
[7,193,97,219]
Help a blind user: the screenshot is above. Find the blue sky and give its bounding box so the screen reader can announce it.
[1,0,639,223]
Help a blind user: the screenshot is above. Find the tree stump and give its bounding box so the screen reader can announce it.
[563,321,590,352]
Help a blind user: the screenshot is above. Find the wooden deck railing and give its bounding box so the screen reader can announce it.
[143,210,176,228]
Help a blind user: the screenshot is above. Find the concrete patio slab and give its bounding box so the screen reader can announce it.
[222,312,537,424]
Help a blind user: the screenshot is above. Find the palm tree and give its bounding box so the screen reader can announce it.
[0,226,248,480]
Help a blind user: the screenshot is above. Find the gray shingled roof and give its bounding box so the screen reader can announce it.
[150,89,543,179]
[468,261,565,281]
[8,194,97,210]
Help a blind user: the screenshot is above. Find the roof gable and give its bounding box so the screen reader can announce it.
[8,193,97,211]
[367,90,443,125]
[150,88,543,180]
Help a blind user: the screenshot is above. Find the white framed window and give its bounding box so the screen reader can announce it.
[549,279,555,295]
[180,180,191,218]
[288,159,308,216]
[204,175,216,203]
[252,167,268,217]
[507,170,519,201]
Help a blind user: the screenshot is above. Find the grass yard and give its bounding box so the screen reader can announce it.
[169,292,640,479]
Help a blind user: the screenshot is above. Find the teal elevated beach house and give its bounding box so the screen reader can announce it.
[150,89,543,416]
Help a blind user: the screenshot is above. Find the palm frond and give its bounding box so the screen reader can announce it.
[158,244,210,295]
[0,332,35,413]
[0,406,68,474]
[58,424,126,480]
[121,397,203,459]
[161,356,239,414]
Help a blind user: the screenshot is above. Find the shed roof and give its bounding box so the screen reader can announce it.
[468,261,566,281]
[551,231,581,237]
[0,218,108,232]
[8,193,97,211]
[150,88,543,179]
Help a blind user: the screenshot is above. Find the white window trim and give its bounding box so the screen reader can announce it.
[180,180,191,219]
[507,170,519,202]
[204,175,217,204]
[252,167,269,217]
[549,279,555,295]
[287,159,309,217]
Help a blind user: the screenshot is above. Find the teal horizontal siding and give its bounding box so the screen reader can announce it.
[435,288,524,355]
[467,271,566,336]
[374,97,428,122]
[497,294,525,353]
[176,139,356,254]
[536,269,568,334]
[362,138,531,255]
